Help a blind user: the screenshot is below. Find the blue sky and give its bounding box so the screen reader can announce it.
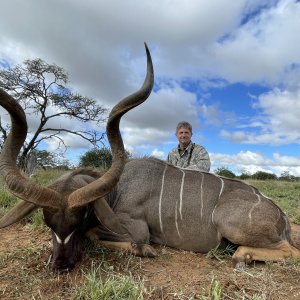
[1,0,300,175]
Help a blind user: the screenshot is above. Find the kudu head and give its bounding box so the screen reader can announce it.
[0,43,154,272]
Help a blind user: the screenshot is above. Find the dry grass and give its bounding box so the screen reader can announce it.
[1,223,300,299]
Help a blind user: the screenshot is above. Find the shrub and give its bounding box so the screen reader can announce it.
[79,148,112,169]
[251,171,277,180]
[239,172,251,180]
[214,167,236,178]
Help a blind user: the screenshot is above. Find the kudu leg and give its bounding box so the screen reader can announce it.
[94,240,157,257]
[86,215,157,257]
[232,240,300,267]
[86,237,156,257]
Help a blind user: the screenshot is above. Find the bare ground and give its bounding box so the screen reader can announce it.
[1,223,300,299]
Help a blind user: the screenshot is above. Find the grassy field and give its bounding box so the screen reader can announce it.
[0,170,300,299]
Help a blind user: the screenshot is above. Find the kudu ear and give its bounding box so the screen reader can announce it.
[93,198,127,235]
[0,200,37,228]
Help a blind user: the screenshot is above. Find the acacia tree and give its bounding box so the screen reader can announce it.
[0,58,107,167]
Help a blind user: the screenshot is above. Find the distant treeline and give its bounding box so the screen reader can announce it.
[214,167,299,181]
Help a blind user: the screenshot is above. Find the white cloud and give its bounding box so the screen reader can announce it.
[256,88,300,134]
[211,0,300,85]
[211,150,270,166]
[45,132,91,152]
[272,153,300,167]
[122,127,169,149]
[151,148,165,159]
[220,86,300,145]
[3,0,298,97]
[122,84,199,131]
[211,151,300,176]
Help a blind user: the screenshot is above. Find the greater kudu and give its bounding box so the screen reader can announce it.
[93,158,300,268]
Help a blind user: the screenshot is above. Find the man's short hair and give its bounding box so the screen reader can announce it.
[176,121,192,134]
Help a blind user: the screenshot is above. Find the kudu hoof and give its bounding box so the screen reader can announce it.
[132,243,157,257]
[233,253,253,269]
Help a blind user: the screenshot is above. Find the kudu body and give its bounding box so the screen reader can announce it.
[1,44,300,272]
[94,158,300,266]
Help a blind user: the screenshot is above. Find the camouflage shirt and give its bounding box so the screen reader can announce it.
[167,141,211,171]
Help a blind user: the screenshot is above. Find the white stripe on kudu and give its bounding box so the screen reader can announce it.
[211,176,224,228]
[175,201,182,239]
[248,193,262,222]
[174,169,186,237]
[54,232,62,244]
[158,165,167,233]
[54,231,74,245]
[179,169,185,220]
[219,177,224,198]
[200,172,204,219]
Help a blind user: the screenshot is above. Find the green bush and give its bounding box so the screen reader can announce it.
[251,171,277,180]
[79,148,112,169]
[239,172,251,180]
[214,167,236,178]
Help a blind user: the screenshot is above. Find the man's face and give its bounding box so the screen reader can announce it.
[176,127,192,148]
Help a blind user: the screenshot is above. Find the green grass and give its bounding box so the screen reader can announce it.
[205,244,236,262]
[27,209,48,231]
[0,169,65,228]
[75,262,145,300]
[202,277,222,300]
[0,177,19,217]
[30,168,67,185]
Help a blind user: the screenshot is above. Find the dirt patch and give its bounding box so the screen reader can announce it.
[1,224,300,299]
